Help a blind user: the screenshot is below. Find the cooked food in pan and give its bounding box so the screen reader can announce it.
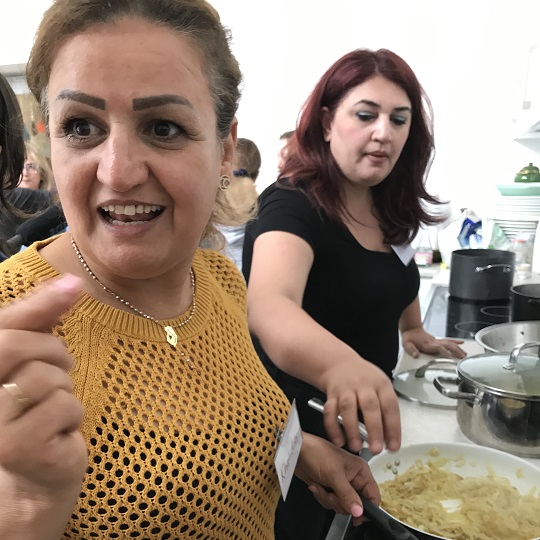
[379,451,540,540]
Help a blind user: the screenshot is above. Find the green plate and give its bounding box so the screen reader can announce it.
[497,183,540,196]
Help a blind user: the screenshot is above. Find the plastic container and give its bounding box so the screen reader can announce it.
[510,233,535,280]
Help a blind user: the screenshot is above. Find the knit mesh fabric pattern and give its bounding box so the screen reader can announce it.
[0,239,291,539]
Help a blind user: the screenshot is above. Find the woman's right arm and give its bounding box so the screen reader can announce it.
[0,276,87,539]
[246,231,400,454]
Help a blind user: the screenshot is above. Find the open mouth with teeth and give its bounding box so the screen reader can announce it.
[100,204,164,225]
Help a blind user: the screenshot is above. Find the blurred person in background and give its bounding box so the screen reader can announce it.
[1,141,56,254]
[243,48,466,539]
[219,137,260,270]
[277,129,295,174]
[18,141,54,191]
[0,75,54,257]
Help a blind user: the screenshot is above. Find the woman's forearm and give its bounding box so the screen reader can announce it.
[398,295,422,333]
[248,294,362,391]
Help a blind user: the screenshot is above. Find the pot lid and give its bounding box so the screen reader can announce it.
[458,342,540,399]
[517,162,540,174]
[393,359,458,409]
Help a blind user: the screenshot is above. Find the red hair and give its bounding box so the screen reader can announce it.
[280,48,444,245]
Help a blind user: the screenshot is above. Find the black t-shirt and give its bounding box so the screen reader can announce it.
[243,183,420,432]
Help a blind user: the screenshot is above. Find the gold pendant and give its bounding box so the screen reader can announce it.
[164,326,178,346]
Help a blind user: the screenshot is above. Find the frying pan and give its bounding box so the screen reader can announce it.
[308,399,540,540]
[369,442,540,540]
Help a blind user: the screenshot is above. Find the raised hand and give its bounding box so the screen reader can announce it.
[0,275,87,540]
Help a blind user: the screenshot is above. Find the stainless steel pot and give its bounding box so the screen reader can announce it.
[434,342,540,458]
[475,320,540,353]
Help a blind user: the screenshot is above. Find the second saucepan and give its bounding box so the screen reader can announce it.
[434,342,540,457]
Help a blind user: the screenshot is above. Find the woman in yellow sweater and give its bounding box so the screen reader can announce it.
[0,1,380,538]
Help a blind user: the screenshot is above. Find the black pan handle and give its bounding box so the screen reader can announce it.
[360,495,420,540]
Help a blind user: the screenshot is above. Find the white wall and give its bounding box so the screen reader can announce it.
[0,0,53,66]
[211,0,540,216]
[3,0,540,217]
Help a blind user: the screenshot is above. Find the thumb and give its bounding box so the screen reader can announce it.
[330,470,364,519]
[0,274,82,333]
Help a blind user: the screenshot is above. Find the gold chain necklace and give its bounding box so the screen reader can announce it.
[70,235,196,352]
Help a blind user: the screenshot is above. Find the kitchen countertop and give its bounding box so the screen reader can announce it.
[418,263,442,279]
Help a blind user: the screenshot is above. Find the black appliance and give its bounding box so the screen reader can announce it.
[422,285,511,340]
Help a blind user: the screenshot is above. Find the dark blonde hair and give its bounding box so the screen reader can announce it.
[26,0,243,241]
[24,141,54,191]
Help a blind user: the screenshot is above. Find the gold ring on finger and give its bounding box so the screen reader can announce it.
[2,382,31,415]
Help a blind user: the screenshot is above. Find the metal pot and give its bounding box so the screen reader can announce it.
[511,283,540,321]
[434,342,540,457]
[475,320,540,353]
[449,249,515,301]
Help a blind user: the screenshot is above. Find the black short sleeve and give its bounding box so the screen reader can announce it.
[242,184,322,281]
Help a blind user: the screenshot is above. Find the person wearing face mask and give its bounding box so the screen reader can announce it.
[242,49,467,539]
[0,3,381,539]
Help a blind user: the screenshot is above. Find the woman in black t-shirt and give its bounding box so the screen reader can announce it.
[243,49,466,540]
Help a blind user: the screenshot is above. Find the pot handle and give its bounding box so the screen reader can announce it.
[359,495,421,540]
[475,264,512,273]
[307,398,369,442]
[414,358,458,379]
[503,341,540,370]
[433,375,476,400]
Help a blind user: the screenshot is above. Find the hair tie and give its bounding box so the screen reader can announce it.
[233,169,249,177]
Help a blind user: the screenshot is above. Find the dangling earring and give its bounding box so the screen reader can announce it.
[219,174,231,191]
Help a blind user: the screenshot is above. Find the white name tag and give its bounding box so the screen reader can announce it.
[391,243,415,266]
[274,400,303,500]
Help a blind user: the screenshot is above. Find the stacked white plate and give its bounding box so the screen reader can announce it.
[489,194,540,240]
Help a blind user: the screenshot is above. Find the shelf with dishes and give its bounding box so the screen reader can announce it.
[488,191,539,241]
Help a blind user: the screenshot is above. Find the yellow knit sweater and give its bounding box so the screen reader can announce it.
[0,239,291,539]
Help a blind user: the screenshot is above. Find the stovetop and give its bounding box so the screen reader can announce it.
[422,285,511,339]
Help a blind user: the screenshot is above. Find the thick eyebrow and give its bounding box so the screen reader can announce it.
[355,99,411,113]
[56,89,106,110]
[132,94,194,111]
